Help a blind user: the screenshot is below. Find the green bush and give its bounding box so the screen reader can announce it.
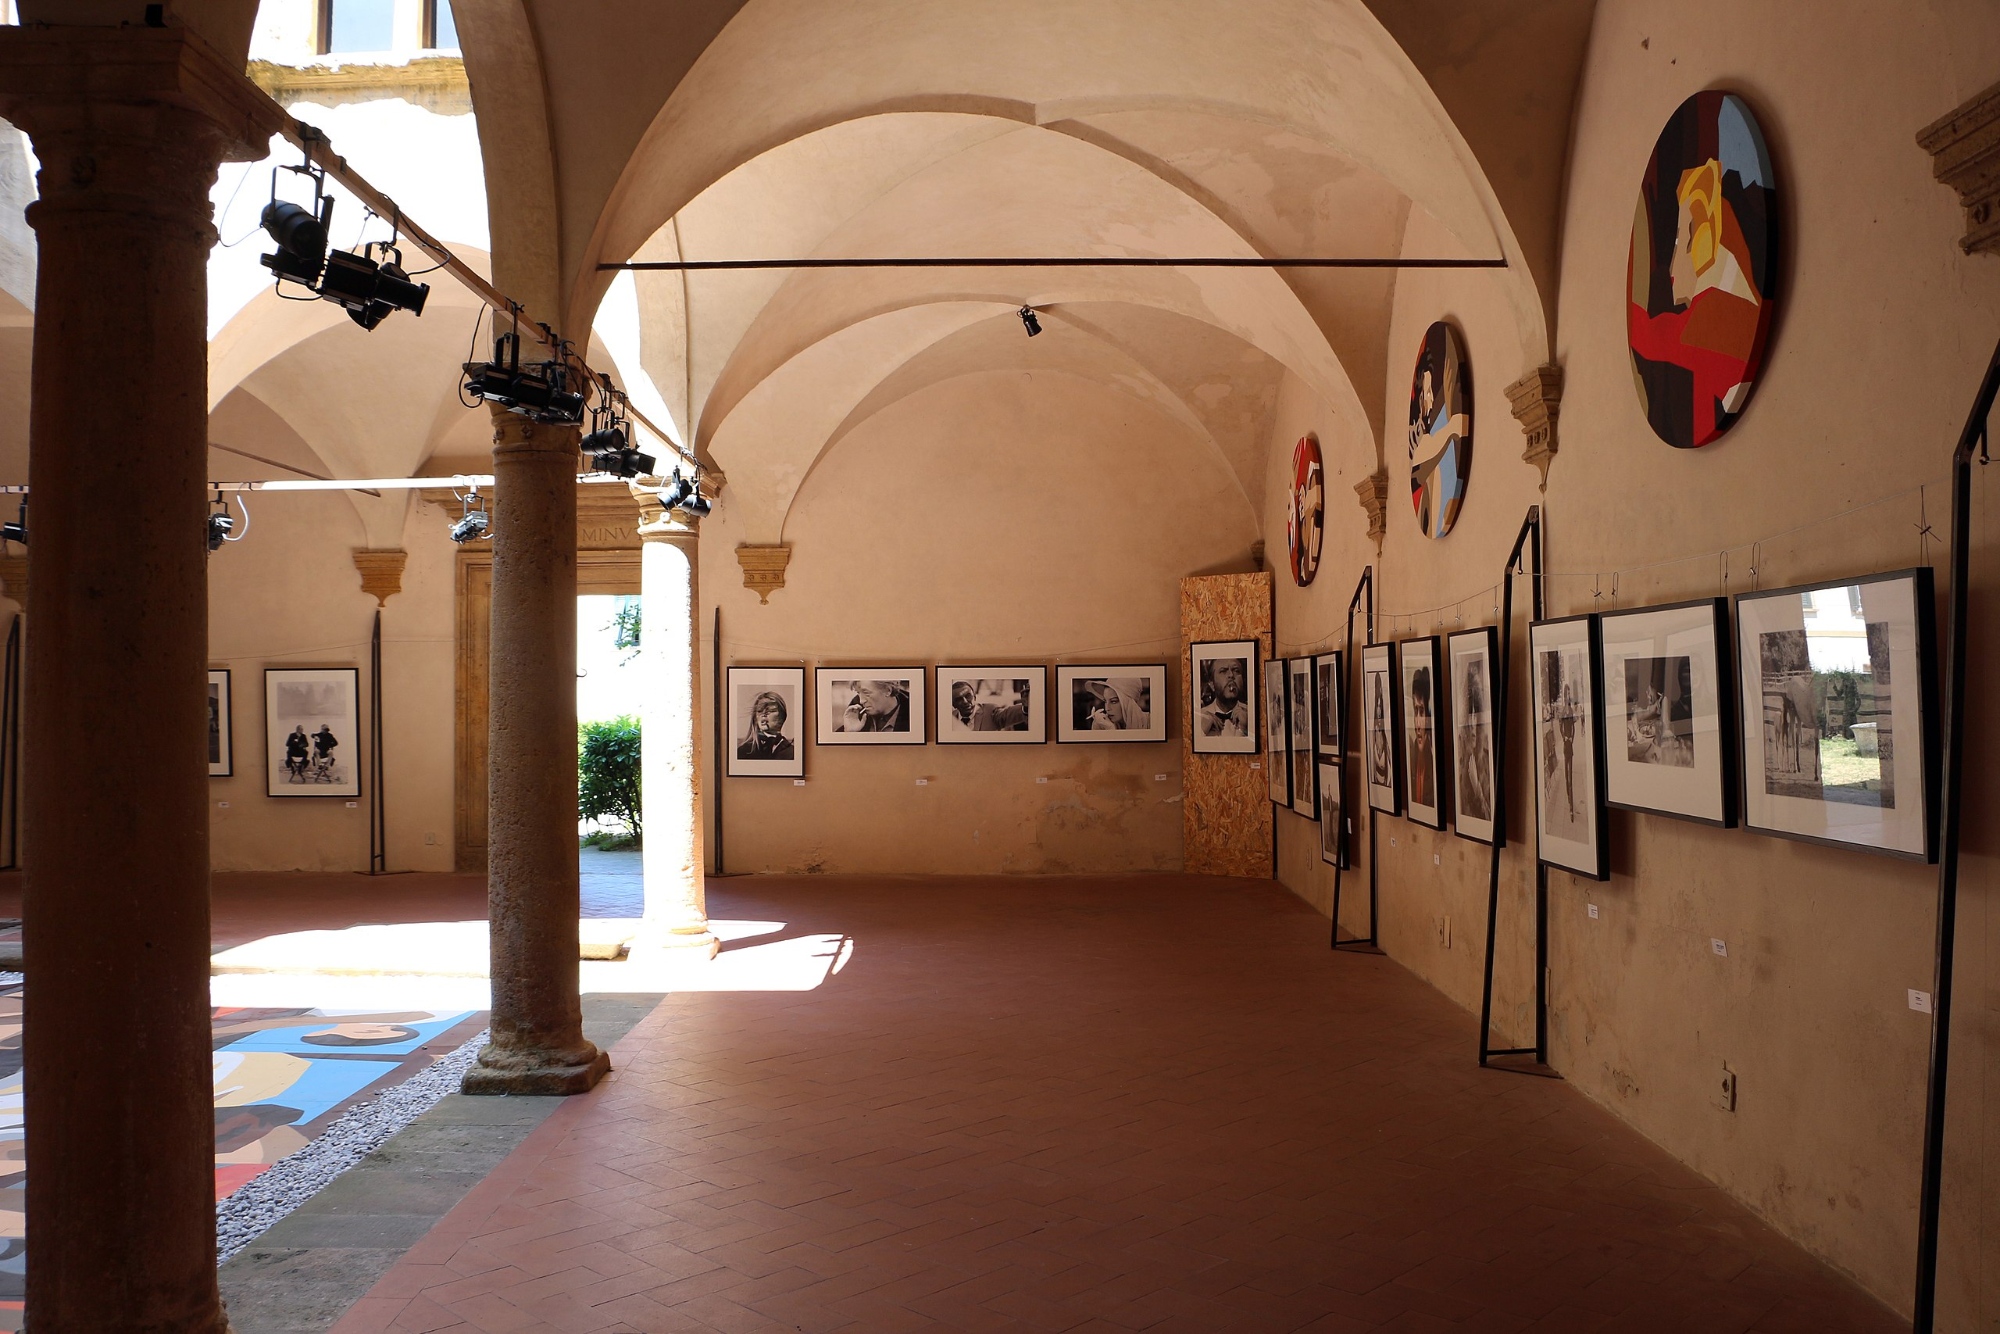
[578,715,642,840]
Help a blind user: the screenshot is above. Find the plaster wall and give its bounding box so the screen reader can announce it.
[702,368,1256,876]
[202,435,456,875]
[1266,2,2000,1322]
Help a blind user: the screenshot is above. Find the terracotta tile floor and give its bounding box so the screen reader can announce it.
[324,874,1897,1334]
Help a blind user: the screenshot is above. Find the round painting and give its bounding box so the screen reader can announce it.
[1407,321,1471,540]
[1628,91,1778,449]
[1287,435,1323,586]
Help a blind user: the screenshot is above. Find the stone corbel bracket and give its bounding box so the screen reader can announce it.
[1506,363,1564,490]
[736,544,792,604]
[1919,79,2000,256]
[352,549,408,605]
[1353,470,1388,551]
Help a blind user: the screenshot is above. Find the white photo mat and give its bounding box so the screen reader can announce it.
[1055,665,1168,743]
[1263,658,1289,804]
[1189,640,1257,755]
[1313,651,1343,759]
[208,668,233,778]
[1600,598,1735,826]
[1361,642,1399,814]
[1399,636,1446,830]
[1733,570,1934,859]
[937,666,1047,744]
[265,667,360,798]
[1288,658,1315,818]
[1529,615,1609,879]
[815,668,926,744]
[1447,628,1499,846]
[727,666,806,777]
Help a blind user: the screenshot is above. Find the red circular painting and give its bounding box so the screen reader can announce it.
[1287,435,1323,586]
[1627,91,1778,448]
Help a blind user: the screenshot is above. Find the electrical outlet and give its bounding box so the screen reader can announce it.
[1715,1065,1737,1112]
[1587,903,1599,919]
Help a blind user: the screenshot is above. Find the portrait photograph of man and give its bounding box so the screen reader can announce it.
[1189,641,1257,755]
[815,668,926,746]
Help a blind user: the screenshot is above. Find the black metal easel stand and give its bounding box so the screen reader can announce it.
[368,608,387,874]
[1911,336,1998,1333]
[1477,506,1555,1078]
[1330,566,1382,952]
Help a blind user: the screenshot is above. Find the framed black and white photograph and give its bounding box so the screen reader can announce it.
[1399,636,1447,830]
[1288,657,1316,818]
[727,666,806,777]
[1601,598,1736,826]
[1313,651,1342,759]
[815,668,926,745]
[1317,762,1344,868]
[1360,642,1400,814]
[1263,657,1290,804]
[1189,640,1256,755]
[1530,614,1609,880]
[1447,628,1500,845]
[208,668,233,778]
[265,667,360,798]
[1733,569,1936,860]
[1055,665,1168,743]
[937,666,1047,744]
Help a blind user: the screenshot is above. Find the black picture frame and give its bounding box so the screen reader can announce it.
[1054,664,1170,743]
[1288,657,1316,818]
[1398,635,1448,831]
[1189,639,1258,755]
[1731,567,1938,861]
[726,665,807,777]
[935,666,1048,744]
[1529,613,1610,881]
[1599,597,1737,828]
[265,667,361,799]
[207,668,233,778]
[1317,761,1345,868]
[1360,641,1400,815]
[1313,651,1343,759]
[1446,627,1501,846]
[815,667,927,745]
[1263,657,1290,806]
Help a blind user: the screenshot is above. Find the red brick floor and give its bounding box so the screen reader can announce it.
[324,874,1899,1334]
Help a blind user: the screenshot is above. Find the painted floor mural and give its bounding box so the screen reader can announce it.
[0,986,483,1325]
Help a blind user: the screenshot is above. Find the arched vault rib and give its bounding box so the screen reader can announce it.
[570,0,1549,369]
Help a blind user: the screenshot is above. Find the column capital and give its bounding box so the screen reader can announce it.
[1918,79,2000,257]
[351,548,407,606]
[489,404,581,460]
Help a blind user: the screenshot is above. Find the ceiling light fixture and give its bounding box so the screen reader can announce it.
[461,327,586,425]
[259,154,427,330]
[581,379,656,479]
[205,488,250,554]
[1018,305,1042,337]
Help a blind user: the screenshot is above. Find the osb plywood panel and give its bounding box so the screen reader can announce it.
[1181,572,1273,877]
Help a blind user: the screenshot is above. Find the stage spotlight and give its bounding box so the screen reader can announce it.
[656,469,692,510]
[449,485,492,544]
[260,197,332,287]
[678,488,712,519]
[1019,305,1041,337]
[0,498,23,547]
[462,332,586,424]
[319,244,430,330]
[206,510,233,552]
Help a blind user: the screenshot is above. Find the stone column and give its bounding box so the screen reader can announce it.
[464,406,609,1094]
[0,24,276,1332]
[633,487,716,953]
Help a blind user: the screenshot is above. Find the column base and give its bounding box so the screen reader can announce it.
[461,1044,611,1096]
[638,922,720,958]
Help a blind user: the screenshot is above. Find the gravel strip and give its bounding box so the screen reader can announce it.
[215,1029,489,1263]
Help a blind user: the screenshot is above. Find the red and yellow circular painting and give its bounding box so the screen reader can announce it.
[1628,91,1778,448]
[1287,434,1323,586]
